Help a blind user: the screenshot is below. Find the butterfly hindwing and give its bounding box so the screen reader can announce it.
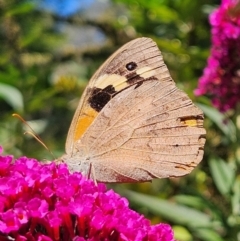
[66,80,205,182]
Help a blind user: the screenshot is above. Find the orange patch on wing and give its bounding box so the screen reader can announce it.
[73,107,98,141]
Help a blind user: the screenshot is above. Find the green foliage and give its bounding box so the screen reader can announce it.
[0,83,23,111]
[198,103,236,142]
[1,0,240,240]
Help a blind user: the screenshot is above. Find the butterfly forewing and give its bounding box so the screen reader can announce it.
[65,38,170,154]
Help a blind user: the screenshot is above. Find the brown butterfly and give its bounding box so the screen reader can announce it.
[61,37,206,183]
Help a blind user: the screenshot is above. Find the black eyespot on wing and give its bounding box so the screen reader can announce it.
[126,62,137,71]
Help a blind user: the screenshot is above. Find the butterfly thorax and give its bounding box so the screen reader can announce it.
[61,151,91,177]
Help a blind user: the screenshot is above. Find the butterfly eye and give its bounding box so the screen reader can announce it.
[126,62,137,71]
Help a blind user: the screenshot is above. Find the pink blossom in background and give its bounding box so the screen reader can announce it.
[195,0,240,111]
[0,147,175,241]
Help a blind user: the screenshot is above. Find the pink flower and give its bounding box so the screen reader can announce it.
[195,0,240,111]
[0,147,175,240]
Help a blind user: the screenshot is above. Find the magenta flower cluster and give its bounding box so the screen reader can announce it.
[195,0,240,111]
[0,147,175,241]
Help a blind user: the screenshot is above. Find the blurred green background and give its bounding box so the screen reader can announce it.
[1,0,240,240]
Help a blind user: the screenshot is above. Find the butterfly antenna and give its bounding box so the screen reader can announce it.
[12,113,56,159]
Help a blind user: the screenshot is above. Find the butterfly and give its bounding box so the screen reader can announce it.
[61,37,206,183]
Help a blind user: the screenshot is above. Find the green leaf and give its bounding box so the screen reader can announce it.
[194,228,226,241]
[174,194,227,225]
[209,158,235,196]
[0,83,23,111]
[231,178,240,216]
[123,190,214,228]
[197,103,236,142]
[174,195,208,209]
[173,225,192,241]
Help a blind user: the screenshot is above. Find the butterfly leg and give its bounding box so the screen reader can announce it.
[88,163,97,186]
